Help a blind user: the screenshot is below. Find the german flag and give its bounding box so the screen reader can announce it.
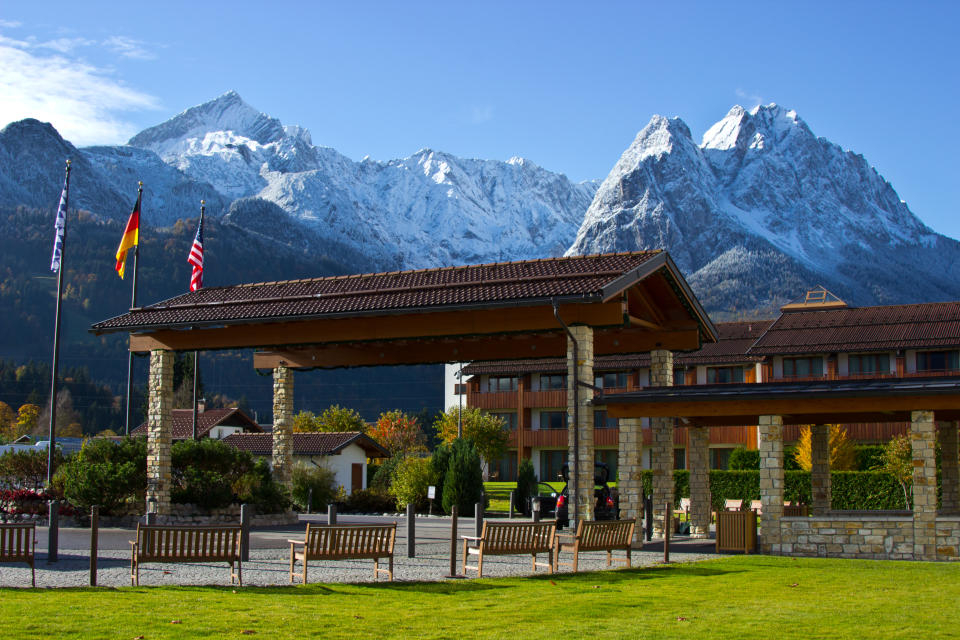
[115,191,141,279]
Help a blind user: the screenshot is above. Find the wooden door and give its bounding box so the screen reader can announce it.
[351,463,363,493]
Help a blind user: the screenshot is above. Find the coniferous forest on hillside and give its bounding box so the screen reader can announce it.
[0,206,444,436]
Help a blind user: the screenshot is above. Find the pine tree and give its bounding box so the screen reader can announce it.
[441,438,483,515]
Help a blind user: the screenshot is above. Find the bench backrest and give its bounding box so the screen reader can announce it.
[135,524,242,562]
[724,499,743,511]
[480,521,555,553]
[0,523,34,562]
[303,523,397,557]
[575,518,635,551]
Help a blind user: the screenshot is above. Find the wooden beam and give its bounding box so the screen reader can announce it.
[594,327,701,354]
[628,314,665,331]
[253,334,568,369]
[128,301,625,352]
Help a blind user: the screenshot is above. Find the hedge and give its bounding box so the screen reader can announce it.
[636,469,912,511]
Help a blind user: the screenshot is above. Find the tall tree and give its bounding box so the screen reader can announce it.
[292,405,367,433]
[369,410,426,457]
[433,407,509,470]
[793,424,856,471]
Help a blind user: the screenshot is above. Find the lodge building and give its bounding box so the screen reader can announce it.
[451,289,960,482]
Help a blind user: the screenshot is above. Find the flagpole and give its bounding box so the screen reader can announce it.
[192,200,205,441]
[46,159,70,565]
[124,181,143,435]
[47,159,71,485]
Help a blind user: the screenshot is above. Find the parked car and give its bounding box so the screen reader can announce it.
[555,462,618,529]
[528,482,560,517]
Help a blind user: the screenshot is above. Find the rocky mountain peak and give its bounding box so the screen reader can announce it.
[127,90,288,159]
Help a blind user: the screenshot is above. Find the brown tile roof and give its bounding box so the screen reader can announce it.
[222,432,389,458]
[130,408,262,440]
[91,252,663,333]
[749,302,960,355]
[461,321,772,375]
[678,320,772,365]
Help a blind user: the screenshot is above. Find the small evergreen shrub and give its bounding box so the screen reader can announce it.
[855,445,886,471]
[515,458,537,515]
[442,438,484,515]
[430,443,453,506]
[53,437,146,515]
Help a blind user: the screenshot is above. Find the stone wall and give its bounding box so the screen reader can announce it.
[779,515,960,561]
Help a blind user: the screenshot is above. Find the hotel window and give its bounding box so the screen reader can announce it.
[711,448,735,470]
[848,353,890,375]
[917,350,960,372]
[453,383,467,395]
[540,374,567,390]
[594,372,628,389]
[487,376,518,392]
[782,356,823,378]
[593,410,619,429]
[706,366,745,384]
[489,412,518,431]
[674,448,686,470]
[540,411,568,430]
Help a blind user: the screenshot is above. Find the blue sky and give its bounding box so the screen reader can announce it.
[2,1,958,237]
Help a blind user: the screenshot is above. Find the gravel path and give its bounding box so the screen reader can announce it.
[0,518,719,588]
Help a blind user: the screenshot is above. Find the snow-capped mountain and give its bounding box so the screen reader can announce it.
[127,91,597,269]
[567,104,960,313]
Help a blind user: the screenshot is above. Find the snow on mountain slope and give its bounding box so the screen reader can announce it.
[568,104,960,312]
[128,92,597,269]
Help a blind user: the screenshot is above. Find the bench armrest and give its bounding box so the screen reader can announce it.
[460,535,481,542]
[287,539,305,545]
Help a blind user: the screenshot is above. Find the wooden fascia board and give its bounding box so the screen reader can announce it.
[252,325,704,369]
[128,300,624,352]
[605,394,960,420]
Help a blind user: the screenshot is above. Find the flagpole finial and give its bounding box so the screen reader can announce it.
[65,159,71,167]
[201,199,205,206]
[138,181,143,188]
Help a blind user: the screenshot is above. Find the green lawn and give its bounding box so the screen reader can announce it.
[2,556,958,639]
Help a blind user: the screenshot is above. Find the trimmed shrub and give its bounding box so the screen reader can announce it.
[171,439,288,512]
[343,488,397,513]
[53,437,147,516]
[855,445,886,471]
[728,448,760,470]
[515,458,537,515]
[442,438,484,515]
[708,470,759,510]
[290,464,338,512]
[831,471,907,510]
[0,448,64,489]
[638,470,689,503]
[392,456,435,511]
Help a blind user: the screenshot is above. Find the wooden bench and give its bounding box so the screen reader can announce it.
[129,524,242,586]
[0,523,37,587]
[289,523,397,583]
[554,518,635,573]
[461,520,556,578]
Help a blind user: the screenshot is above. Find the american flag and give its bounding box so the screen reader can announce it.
[50,175,68,272]
[188,215,204,291]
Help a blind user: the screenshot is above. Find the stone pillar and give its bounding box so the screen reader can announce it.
[811,424,832,515]
[758,415,784,554]
[566,325,594,523]
[912,410,937,560]
[688,426,710,538]
[939,421,960,515]
[272,366,295,487]
[617,417,644,545]
[146,349,174,517]
[649,349,673,538]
